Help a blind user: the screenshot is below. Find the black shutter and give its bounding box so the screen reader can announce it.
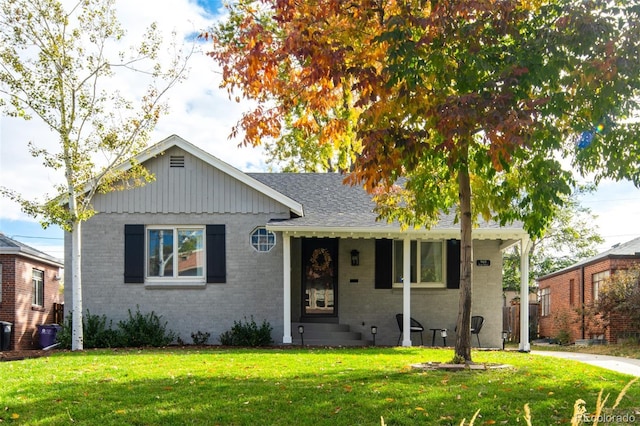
[124,225,145,283]
[207,225,226,283]
[375,239,393,289]
[446,239,461,289]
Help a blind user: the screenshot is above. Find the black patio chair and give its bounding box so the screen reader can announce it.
[471,315,484,348]
[395,313,424,345]
[454,315,485,347]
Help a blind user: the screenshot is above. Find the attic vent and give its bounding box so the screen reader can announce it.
[170,156,185,168]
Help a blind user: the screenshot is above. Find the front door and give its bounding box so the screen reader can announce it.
[302,238,338,318]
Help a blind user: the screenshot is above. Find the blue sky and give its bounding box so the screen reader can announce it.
[194,0,223,14]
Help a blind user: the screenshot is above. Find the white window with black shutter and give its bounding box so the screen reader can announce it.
[124,224,226,285]
[375,238,460,289]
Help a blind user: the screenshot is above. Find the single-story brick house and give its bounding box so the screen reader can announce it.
[537,237,640,344]
[0,233,64,350]
[64,135,532,348]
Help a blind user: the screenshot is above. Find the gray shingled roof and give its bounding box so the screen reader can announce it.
[0,232,63,267]
[249,173,520,232]
[539,236,640,280]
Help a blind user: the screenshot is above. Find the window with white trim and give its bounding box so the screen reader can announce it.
[250,227,276,252]
[592,270,610,302]
[540,287,550,317]
[32,268,44,307]
[392,240,445,287]
[147,227,205,279]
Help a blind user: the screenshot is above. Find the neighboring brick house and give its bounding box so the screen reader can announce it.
[537,237,640,344]
[65,135,533,348]
[0,233,64,350]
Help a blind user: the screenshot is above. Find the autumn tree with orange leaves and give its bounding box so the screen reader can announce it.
[205,0,640,362]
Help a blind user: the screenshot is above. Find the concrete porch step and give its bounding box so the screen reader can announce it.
[292,322,371,347]
[292,337,371,347]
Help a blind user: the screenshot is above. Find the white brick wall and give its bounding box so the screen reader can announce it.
[65,212,286,344]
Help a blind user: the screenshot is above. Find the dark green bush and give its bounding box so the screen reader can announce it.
[117,306,176,347]
[55,315,73,349]
[56,310,122,349]
[83,310,122,348]
[191,330,211,345]
[219,316,273,346]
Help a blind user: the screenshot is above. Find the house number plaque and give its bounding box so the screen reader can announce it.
[476,260,491,266]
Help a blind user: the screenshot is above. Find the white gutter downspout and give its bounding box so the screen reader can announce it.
[402,237,412,346]
[519,236,532,352]
[282,233,292,344]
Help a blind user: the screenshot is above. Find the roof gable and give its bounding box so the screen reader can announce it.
[116,135,303,216]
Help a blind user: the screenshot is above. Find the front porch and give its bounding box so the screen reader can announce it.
[272,231,532,350]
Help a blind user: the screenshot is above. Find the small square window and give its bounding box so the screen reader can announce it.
[251,227,276,252]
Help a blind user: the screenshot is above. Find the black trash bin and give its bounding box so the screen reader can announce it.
[0,321,12,351]
[38,324,62,349]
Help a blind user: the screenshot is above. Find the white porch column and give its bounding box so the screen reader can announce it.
[519,236,532,352]
[402,237,412,346]
[282,233,292,344]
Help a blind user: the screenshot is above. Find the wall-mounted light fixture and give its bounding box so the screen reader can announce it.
[371,325,378,346]
[350,250,360,266]
[298,325,305,346]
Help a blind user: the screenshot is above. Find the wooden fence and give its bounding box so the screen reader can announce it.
[502,302,539,342]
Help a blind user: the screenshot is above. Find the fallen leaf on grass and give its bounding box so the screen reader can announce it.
[11,413,20,419]
[343,385,353,393]
[334,407,341,414]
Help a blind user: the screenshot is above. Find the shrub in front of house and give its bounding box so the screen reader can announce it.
[117,306,177,348]
[56,310,122,349]
[57,307,176,349]
[191,330,211,345]
[219,316,273,346]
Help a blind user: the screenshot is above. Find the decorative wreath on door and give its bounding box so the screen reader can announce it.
[308,248,333,279]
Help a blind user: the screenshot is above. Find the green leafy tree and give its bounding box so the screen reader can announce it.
[0,0,191,350]
[594,264,640,337]
[503,185,604,293]
[206,1,640,362]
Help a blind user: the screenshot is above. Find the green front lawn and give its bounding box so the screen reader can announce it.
[1,347,638,425]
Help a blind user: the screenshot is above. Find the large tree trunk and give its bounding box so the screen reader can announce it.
[454,156,473,363]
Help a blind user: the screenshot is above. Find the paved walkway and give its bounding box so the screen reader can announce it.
[531,351,640,377]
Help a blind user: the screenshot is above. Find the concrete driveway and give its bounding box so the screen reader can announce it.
[532,350,640,377]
